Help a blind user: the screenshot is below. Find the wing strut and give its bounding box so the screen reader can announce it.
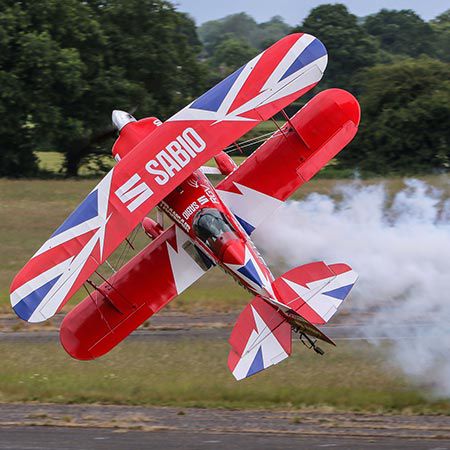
[233,141,244,154]
[271,117,288,139]
[85,279,124,314]
[280,108,309,154]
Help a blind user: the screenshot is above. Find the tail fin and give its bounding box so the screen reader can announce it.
[228,262,357,380]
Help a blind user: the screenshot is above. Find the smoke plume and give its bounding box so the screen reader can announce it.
[254,178,450,397]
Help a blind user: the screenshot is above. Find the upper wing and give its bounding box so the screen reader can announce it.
[60,225,214,360]
[11,33,328,322]
[216,88,360,234]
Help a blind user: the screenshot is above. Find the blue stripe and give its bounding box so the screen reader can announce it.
[13,275,62,321]
[323,284,354,300]
[246,346,264,377]
[52,190,98,237]
[235,215,255,235]
[279,39,326,82]
[238,259,262,287]
[190,65,244,112]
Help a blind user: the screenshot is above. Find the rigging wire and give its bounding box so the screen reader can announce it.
[222,130,275,154]
[112,225,139,271]
[224,133,277,154]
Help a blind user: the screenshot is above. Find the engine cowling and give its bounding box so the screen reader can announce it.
[142,217,163,239]
[111,110,162,161]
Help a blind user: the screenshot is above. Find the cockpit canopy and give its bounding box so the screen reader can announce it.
[193,208,235,247]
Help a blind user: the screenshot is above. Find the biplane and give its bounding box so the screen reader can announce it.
[10,33,360,380]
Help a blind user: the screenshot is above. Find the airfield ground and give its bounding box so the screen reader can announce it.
[1,175,449,447]
[1,313,450,413]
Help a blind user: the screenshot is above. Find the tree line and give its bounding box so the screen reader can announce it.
[0,1,448,177]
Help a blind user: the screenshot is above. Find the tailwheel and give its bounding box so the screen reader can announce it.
[314,346,324,355]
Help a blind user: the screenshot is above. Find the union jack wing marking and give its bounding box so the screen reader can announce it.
[228,296,292,380]
[169,33,327,123]
[11,171,114,322]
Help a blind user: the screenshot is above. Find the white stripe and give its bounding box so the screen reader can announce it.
[28,223,108,322]
[167,226,209,294]
[256,56,327,110]
[33,216,103,258]
[10,257,73,307]
[33,170,113,258]
[217,53,263,118]
[231,55,326,119]
[261,34,315,91]
[217,183,283,231]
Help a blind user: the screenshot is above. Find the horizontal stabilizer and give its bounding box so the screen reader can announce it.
[273,262,358,325]
[228,296,292,380]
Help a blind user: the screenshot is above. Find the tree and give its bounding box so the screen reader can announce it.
[0,2,38,176]
[338,58,450,174]
[198,13,291,55]
[211,37,258,75]
[0,0,207,176]
[431,9,450,62]
[258,16,291,48]
[198,13,260,55]
[363,9,436,58]
[294,4,378,90]
[63,0,207,175]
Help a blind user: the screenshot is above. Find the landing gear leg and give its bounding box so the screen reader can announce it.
[293,327,325,355]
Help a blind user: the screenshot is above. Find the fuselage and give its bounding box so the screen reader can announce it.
[159,169,276,300]
[111,112,277,301]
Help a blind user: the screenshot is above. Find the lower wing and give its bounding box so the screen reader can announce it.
[60,225,213,360]
[216,88,360,234]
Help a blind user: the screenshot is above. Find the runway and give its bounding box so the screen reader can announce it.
[0,311,440,342]
[1,404,450,450]
[3,426,450,450]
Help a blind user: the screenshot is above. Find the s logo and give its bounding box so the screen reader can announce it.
[115,174,154,212]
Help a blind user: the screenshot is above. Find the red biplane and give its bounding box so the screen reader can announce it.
[10,33,360,379]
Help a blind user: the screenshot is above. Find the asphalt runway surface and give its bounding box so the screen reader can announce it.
[0,311,439,342]
[3,426,450,450]
[1,404,450,450]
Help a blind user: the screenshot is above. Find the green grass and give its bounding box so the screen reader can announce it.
[36,151,116,176]
[36,151,65,173]
[1,339,447,412]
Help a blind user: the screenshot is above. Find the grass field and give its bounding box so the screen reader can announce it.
[1,175,449,313]
[1,176,449,413]
[1,339,448,413]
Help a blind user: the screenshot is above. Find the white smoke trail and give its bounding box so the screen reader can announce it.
[253,178,450,397]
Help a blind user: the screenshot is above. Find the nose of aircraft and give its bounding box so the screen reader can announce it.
[222,239,246,266]
[112,110,137,131]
